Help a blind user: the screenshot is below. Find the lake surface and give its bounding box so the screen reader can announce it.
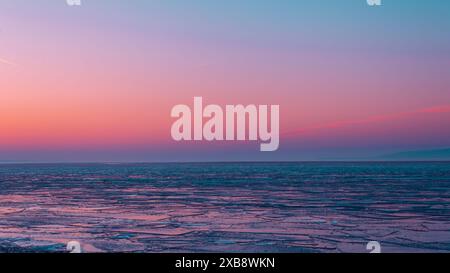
[0,162,449,253]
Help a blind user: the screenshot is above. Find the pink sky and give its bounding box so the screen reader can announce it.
[1,1,450,161]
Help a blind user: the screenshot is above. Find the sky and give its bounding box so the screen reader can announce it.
[1,0,450,162]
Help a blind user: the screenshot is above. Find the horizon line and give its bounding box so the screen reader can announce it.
[1,160,449,165]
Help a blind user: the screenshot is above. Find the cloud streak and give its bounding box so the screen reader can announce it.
[0,57,17,67]
[282,104,450,137]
